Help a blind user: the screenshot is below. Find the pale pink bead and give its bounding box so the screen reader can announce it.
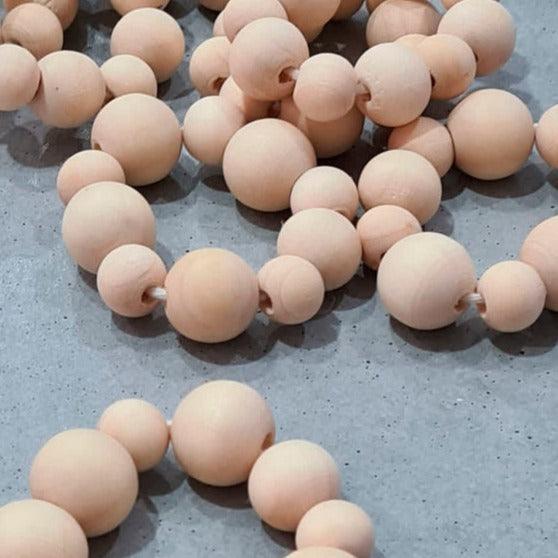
[101,54,158,101]
[535,105,558,168]
[278,0,340,40]
[3,0,78,30]
[189,36,231,96]
[222,0,288,42]
[0,44,40,111]
[219,76,271,122]
[110,0,169,16]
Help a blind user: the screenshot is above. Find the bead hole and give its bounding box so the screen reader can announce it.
[454,297,468,313]
[261,432,273,451]
[92,141,102,151]
[279,67,296,84]
[211,76,226,94]
[476,300,487,317]
[430,73,437,88]
[259,290,274,317]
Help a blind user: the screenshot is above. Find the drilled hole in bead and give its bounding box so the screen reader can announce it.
[430,73,437,88]
[261,432,273,451]
[454,297,469,313]
[279,67,296,84]
[141,289,152,304]
[92,141,102,151]
[259,290,274,317]
[211,76,226,94]
[476,300,487,317]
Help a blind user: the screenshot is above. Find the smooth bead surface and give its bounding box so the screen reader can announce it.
[535,105,558,168]
[223,0,288,41]
[220,76,272,121]
[3,0,78,29]
[287,550,354,558]
[213,11,226,35]
[333,0,363,20]
[110,0,169,16]
[101,55,158,101]
[0,44,40,111]
[189,36,231,96]
[394,33,426,48]
[278,0,340,39]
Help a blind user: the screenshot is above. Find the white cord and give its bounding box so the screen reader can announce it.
[146,286,168,302]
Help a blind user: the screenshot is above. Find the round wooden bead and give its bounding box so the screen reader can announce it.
[395,33,426,48]
[535,105,558,168]
[223,0,288,42]
[229,17,309,101]
[248,440,341,532]
[277,208,362,291]
[101,55,158,101]
[189,36,231,96]
[164,248,259,343]
[96,244,167,318]
[287,550,354,558]
[258,255,325,324]
[3,0,78,29]
[438,0,515,76]
[357,205,422,270]
[355,43,431,127]
[111,8,185,82]
[447,89,534,180]
[476,261,546,333]
[29,429,138,537]
[110,0,169,16]
[377,232,477,330]
[220,76,272,121]
[223,118,316,211]
[98,398,170,472]
[278,0,340,40]
[91,93,182,186]
[171,380,275,486]
[214,12,226,36]
[358,150,441,224]
[333,0,363,20]
[0,44,40,111]
[62,182,156,274]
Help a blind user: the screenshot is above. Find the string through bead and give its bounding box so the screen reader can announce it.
[145,286,167,302]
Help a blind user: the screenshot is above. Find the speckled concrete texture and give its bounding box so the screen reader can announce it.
[1,1,557,557]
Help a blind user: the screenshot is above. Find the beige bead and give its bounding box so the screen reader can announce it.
[520,216,558,311]
[98,398,170,472]
[287,550,354,558]
[97,244,166,318]
[388,116,454,177]
[101,55,158,102]
[182,96,245,166]
[358,150,441,224]
[377,232,477,330]
[220,76,272,121]
[200,0,228,9]
[248,440,341,532]
[111,8,185,82]
[189,37,231,96]
[395,33,426,48]
[476,261,546,333]
[171,380,275,486]
[355,43,431,127]
[29,429,138,537]
[223,0,287,42]
[3,0,78,29]
[333,0,363,20]
[258,255,325,325]
[438,0,515,76]
[0,500,88,558]
[278,0,340,39]
[223,118,316,211]
[110,0,169,16]
[296,500,374,558]
[229,17,309,101]
[0,44,40,111]
[277,208,362,291]
[447,89,534,180]
[91,93,182,186]
[62,182,155,274]
[164,248,259,343]
[535,105,558,168]
[357,205,422,270]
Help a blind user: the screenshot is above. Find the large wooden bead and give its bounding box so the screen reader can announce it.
[520,216,558,311]
[258,255,325,324]
[29,429,138,537]
[220,76,272,122]
[223,0,287,41]
[248,440,341,532]
[223,118,316,211]
[62,182,156,274]
[287,550,354,558]
[377,232,477,330]
[164,248,259,343]
[229,18,309,101]
[0,44,40,111]
[171,380,275,486]
[3,0,78,29]
[91,93,182,186]
[110,0,169,16]
[447,89,534,180]
[101,55,158,101]
[438,0,515,76]
[277,208,362,291]
[476,261,546,333]
[97,244,166,318]
[333,0,363,20]
[535,105,558,168]
[355,43,431,127]
[278,0,340,40]
[189,37,231,96]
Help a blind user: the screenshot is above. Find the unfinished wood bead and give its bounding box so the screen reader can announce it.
[535,105,558,168]
[278,0,340,40]
[3,0,78,29]
[287,550,354,558]
[223,0,288,41]
[101,55,158,101]
[220,76,272,121]
[110,0,169,16]
[0,44,40,111]
[333,0,363,20]
[189,37,231,96]
[214,12,226,36]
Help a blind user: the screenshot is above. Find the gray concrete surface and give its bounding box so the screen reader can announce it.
[1,1,557,557]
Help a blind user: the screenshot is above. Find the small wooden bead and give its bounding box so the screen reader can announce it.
[219,76,272,122]
[0,44,40,111]
[229,17,309,101]
[98,398,170,472]
[278,0,340,40]
[476,261,546,333]
[213,11,226,36]
[223,118,316,211]
[258,255,325,324]
[377,232,477,330]
[171,380,275,485]
[97,244,167,318]
[535,105,558,168]
[164,248,259,343]
[248,440,341,532]
[358,150,441,224]
[3,0,78,29]
[189,37,231,96]
[110,0,169,16]
[447,89,534,180]
[357,205,422,270]
[277,208,362,291]
[287,550,354,558]
[200,0,228,9]
[223,0,288,42]
[395,33,426,48]
[366,0,385,10]
[101,55,158,101]
[332,0,363,20]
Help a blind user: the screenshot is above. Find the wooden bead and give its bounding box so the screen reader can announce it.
[277,208,362,291]
[476,261,546,333]
[358,150,441,224]
[223,0,287,42]
[0,44,40,111]
[519,216,558,311]
[98,398,169,472]
[447,89,534,180]
[29,429,138,537]
[111,8,185,82]
[213,11,226,36]
[355,43,431,127]
[219,76,272,122]
[438,0,515,76]
[101,55,158,101]
[278,0,340,40]
[97,244,166,318]
[91,93,182,186]
[223,118,316,211]
[388,116,455,177]
[248,440,341,532]
[171,380,275,486]
[377,232,477,330]
[395,33,426,48]
[357,205,422,270]
[229,17,309,101]
[258,255,325,325]
[62,182,156,274]
[332,0,363,20]
[189,36,231,96]
[110,0,169,16]
[287,550,354,558]
[535,105,558,168]
[3,0,78,29]
[164,248,259,343]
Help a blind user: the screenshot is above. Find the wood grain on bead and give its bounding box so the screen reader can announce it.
[332,0,363,20]
[189,37,231,96]
[0,44,40,111]
[101,55,158,101]
[278,0,340,40]
[219,76,272,122]
[3,0,79,29]
[287,550,354,558]
[535,105,558,168]
[110,0,170,16]
[222,0,288,42]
